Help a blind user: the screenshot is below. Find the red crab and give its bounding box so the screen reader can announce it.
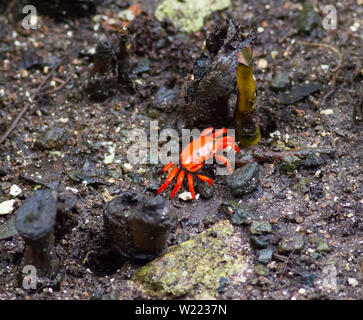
[157,127,240,199]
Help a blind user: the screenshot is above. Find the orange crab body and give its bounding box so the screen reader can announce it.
[157,127,240,199]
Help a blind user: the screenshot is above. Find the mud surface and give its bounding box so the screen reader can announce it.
[0,0,362,300]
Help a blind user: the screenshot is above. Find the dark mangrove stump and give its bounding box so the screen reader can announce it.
[15,189,59,281]
[103,192,176,261]
[183,21,256,130]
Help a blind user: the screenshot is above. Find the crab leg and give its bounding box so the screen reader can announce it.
[200,127,214,137]
[170,170,186,198]
[188,163,205,172]
[162,162,175,172]
[212,128,227,138]
[215,137,240,153]
[197,174,213,186]
[215,155,232,173]
[157,166,179,194]
[187,173,196,199]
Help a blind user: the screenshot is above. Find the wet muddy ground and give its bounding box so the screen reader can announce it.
[0,0,362,300]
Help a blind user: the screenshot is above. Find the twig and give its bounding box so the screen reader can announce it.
[48,76,72,94]
[0,57,66,145]
[320,89,334,108]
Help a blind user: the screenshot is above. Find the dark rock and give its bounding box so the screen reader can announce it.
[216,276,228,294]
[20,158,63,190]
[145,178,160,192]
[301,154,325,168]
[277,83,321,105]
[44,55,62,69]
[270,71,290,91]
[311,236,331,253]
[153,86,178,113]
[296,2,319,35]
[226,162,260,197]
[302,272,315,287]
[219,200,257,225]
[133,57,150,74]
[18,50,43,70]
[278,235,305,255]
[0,216,18,240]
[254,264,268,276]
[258,248,273,264]
[68,172,108,186]
[147,107,161,119]
[197,180,215,199]
[317,242,331,253]
[250,235,269,249]
[203,214,218,228]
[0,166,7,177]
[309,183,324,201]
[68,159,109,186]
[35,127,68,151]
[250,221,272,235]
[280,155,302,173]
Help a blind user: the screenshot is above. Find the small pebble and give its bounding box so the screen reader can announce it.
[298,288,306,295]
[250,221,272,235]
[350,21,360,32]
[320,109,334,115]
[258,248,273,264]
[257,58,268,69]
[178,192,194,201]
[0,200,16,215]
[270,51,278,59]
[121,163,134,173]
[347,278,358,287]
[10,185,22,197]
[20,69,28,78]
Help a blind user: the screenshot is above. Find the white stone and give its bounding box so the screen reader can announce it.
[10,184,22,197]
[104,143,116,165]
[257,58,268,69]
[65,187,79,194]
[350,21,360,32]
[178,192,193,201]
[298,288,306,295]
[0,200,16,215]
[347,278,358,287]
[122,163,133,173]
[320,109,334,115]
